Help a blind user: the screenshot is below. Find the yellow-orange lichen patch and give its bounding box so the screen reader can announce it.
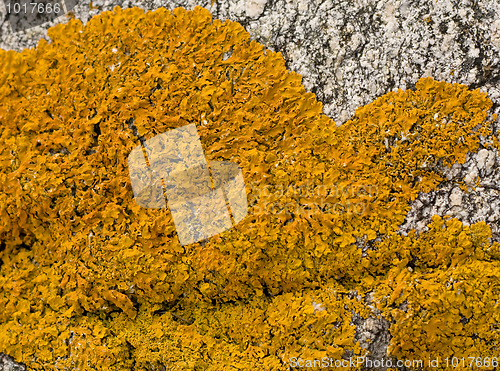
[0,5,499,370]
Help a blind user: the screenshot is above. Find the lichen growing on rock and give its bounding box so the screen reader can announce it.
[0,5,499,370]
[372,215,500,363]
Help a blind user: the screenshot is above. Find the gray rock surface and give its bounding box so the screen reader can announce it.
[1,0,499,369]
[0,354,25,371]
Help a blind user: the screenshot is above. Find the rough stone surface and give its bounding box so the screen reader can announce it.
[0,355,26,371]
[398,147,500,241]
[1,0,500,369]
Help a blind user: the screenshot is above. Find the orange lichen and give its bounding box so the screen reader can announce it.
[0,5,499,370]
[372,216,500,368]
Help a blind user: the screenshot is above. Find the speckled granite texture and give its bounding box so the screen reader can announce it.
[1,0,499,369]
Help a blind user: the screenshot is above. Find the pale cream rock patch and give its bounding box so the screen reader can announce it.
[450,187,463,207]
[245,0,267,18]
[491,19,500,49]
